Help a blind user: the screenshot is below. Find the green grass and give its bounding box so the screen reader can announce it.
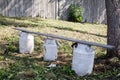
[0,16,120,80]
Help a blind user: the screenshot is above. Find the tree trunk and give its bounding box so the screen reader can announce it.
[105,0,120,58]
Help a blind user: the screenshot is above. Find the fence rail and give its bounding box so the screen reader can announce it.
[15,27,115,49]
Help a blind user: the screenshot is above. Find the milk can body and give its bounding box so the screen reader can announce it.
[19,32,34,54]
[43,39,58,61]
[72,44,95,76]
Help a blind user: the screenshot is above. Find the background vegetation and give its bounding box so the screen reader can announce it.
[68,4,83,22]
[0,15,120,80]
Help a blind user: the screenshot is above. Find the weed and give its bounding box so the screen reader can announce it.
[2,37,19,53]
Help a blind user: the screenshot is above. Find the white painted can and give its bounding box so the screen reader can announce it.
[72,43,95,76]
[19,32,34,54]
[43,39,58,61]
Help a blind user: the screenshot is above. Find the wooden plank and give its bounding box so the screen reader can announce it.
[0,0,4,14]
[14,27,115,49]
[0,0,106,23]
[23,0,32,17]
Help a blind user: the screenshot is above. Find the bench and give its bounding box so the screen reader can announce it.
[14,27,115,76]
[14,27,115,49]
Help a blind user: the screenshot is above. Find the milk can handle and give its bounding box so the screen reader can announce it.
[71,42,78,48]
[44,38,52,43]
[56,41,60,46]
[45,38,60,46]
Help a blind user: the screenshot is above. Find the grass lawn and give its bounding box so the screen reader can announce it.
[0,15,120,80]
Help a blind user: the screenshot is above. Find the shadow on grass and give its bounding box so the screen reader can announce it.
[0,53,46,79]
[0,54,43,63]
[0,16,106,38]
[0,52,120,80]
[51,26,107,38]
[0,16,38,27]
[0,52,74,79]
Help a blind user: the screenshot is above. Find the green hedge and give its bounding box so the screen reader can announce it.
[68,4,83,22]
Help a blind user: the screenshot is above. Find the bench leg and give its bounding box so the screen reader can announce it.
[19,32,34,54]
[72,43,95,76]
[43,38,58,61]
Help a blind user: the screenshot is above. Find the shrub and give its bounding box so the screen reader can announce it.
[68,4,83,22]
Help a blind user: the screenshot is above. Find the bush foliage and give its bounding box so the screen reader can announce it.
[68,4,83,22]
